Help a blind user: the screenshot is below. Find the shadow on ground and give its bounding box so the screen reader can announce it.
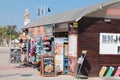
[0,73,20,77]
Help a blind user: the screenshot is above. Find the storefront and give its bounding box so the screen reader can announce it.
[22,0,120,77]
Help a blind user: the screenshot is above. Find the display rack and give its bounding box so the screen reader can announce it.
[76,50,91,79]
[64,57,68,74]
[63,42,68,74]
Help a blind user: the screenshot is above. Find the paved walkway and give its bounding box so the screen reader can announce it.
[0,47,120,80]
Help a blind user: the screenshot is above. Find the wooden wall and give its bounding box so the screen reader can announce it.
[78,17,120,76]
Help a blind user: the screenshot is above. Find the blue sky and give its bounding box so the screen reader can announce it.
[0,0,106,31]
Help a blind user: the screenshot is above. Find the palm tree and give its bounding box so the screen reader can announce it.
[0,27,3,46]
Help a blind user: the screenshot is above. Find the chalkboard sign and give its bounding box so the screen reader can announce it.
[41,55,56,76]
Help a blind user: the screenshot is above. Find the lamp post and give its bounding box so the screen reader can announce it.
[10,26,12,48]
[9,26,12,69]
[14,27,16,49]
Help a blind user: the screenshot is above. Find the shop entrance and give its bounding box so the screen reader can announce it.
[54,32,68,75]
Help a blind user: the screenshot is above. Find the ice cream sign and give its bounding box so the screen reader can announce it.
[100,33,120,54]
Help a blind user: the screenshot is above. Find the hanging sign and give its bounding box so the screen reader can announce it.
[73,22,78,28]
[100,33,120,54]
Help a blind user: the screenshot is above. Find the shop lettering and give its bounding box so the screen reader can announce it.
[102,35,120,44]
[106,8,120,16]
[44,58,54,63]
[118,46,120,54]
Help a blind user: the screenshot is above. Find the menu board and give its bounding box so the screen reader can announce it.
[10,48,22,63]
[41,55,55,76]
[68,34,77,57]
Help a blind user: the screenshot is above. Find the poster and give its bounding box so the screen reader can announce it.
[54,38,65,72]
[54,38,64,55]
[55,55,63,72]
[42,56,55,76]
[10,48,22,63]
[68,57,77,73]
[69,34,77,57]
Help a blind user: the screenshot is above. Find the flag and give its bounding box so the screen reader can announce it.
[38,7,40,16]
[40,5,44,17]
[48,7,51,12]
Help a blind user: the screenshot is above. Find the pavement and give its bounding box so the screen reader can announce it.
[0,47,120,80]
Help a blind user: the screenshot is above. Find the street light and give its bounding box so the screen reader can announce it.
[14,27,17,49]
[10,26,12,48]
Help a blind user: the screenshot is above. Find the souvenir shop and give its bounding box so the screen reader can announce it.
[21,21,91,78]
[22,0,120,78]
[26,23,78,76]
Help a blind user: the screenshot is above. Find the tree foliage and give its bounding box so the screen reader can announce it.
[0,25,20,47]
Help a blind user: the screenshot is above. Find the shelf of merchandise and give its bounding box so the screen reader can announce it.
[63,56,68,74]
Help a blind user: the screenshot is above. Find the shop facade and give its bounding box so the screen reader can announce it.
[22,0,120,77]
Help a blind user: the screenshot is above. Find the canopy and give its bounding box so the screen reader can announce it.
[11,39,19,43]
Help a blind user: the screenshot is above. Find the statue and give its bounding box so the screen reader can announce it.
[24,9,30,25]
[24,9,30,20]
